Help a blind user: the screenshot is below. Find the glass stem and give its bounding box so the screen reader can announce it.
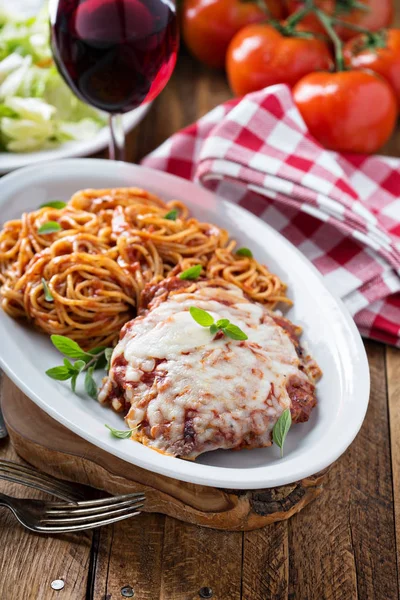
[109,114,125,161]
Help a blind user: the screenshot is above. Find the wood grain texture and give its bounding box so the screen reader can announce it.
[91,513,165,600]
[387,346,400,572]
[287,342,398,600]
[0,379,92,600]
[160,518,242,600]
[242,522,288,600]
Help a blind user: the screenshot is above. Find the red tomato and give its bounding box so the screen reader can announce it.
[335,0,393,41]
[264,0,286,19]
[344,30,400,107]
[293,70,398,153]
[226,24,333,96]
[182,0,286,69]
[286,0,393,40]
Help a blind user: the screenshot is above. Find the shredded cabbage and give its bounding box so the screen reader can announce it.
[0,6,107,153]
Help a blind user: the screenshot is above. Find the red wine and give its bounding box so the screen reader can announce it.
[50,0,178,113]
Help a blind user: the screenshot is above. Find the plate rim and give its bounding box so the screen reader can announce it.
[0,104,151,174]
[0,158,370,489]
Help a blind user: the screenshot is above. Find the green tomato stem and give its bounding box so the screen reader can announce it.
[285,6,312,28]
[335,0,369,14]
[315,8,345,72]
[82,350,106,372]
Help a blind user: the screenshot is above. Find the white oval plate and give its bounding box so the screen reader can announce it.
[0,104,150,175]
[0,159,370,489]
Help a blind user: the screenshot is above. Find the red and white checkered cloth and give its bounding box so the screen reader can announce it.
[142,84,400,347]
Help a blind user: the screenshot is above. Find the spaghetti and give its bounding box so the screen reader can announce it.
[0,187,290,349]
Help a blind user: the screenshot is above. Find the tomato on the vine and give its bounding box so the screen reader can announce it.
[181,0,287,70]
[344,29,400,107]
[226,24,333,96]
[286,0,393,40]
[293,70,398,153]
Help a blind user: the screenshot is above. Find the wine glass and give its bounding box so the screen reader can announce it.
[49,0,178,160]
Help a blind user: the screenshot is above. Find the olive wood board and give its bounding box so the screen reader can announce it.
[1,383,330,531]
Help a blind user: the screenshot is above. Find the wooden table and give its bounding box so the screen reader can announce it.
[1,28,400,600]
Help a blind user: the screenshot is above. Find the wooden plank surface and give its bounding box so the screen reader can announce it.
[91,514,165,600]
[1,4,400,599]
[159,519,242,600]
[288,342,398,600]
[387,346,400,571]
[0,384,92,600]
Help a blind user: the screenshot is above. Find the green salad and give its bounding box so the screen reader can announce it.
[0,7,107,153]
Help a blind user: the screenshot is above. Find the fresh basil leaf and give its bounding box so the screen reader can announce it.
[45,366,72,381]
[216,318,230,328]
[189,306,215,327]
[105,424,132,439]
[70,373,78,393]
[38,221,62,235]
[74,360,86,374]
[273,409,292,458]
[236,247,253,258]
[105,348,113,371]
[210,324,218,335]
[63,358,75,372]
[85,366,98,400]
[41,278,54,302]
[179,264,202,280]
[50,335,89,359]
[223,323,248,341]
[40,201,67,209]
[164,209,178,220]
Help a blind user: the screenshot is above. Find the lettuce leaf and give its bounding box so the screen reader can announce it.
[0,6,107,153]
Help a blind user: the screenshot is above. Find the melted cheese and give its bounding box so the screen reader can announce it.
[99,284,315,458]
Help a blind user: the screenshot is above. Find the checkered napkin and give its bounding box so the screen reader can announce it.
[142,84,400,347]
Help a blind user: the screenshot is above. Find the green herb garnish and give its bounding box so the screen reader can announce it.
[40,201,67,209]
[45,335,113,398]
[50,335,88,359]
[272,409,292,458]
[41,278,53,302]
[189,306,215,327]
[179,264,202,280]
[105,348,113,371]
[189,307,248,341]
[164,209,178,220]
[38,221,62,235]
[85,366,97,399]
[236,247,253,258]
[223,323,248,340]
[105,425,133,439]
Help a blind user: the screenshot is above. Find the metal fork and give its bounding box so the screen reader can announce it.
[0,491,145,533]
[0,460,84,502]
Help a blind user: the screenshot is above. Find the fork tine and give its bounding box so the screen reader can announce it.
[44,495,146,516]
[0,461,84,500]
[0,467,81,500]
[44,491,145,510]
[36,508,143,532]
[40,501,145,525]
[0,474,79,504]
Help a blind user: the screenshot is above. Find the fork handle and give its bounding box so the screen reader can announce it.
[0,491,14,507]
[0,491,12,502]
